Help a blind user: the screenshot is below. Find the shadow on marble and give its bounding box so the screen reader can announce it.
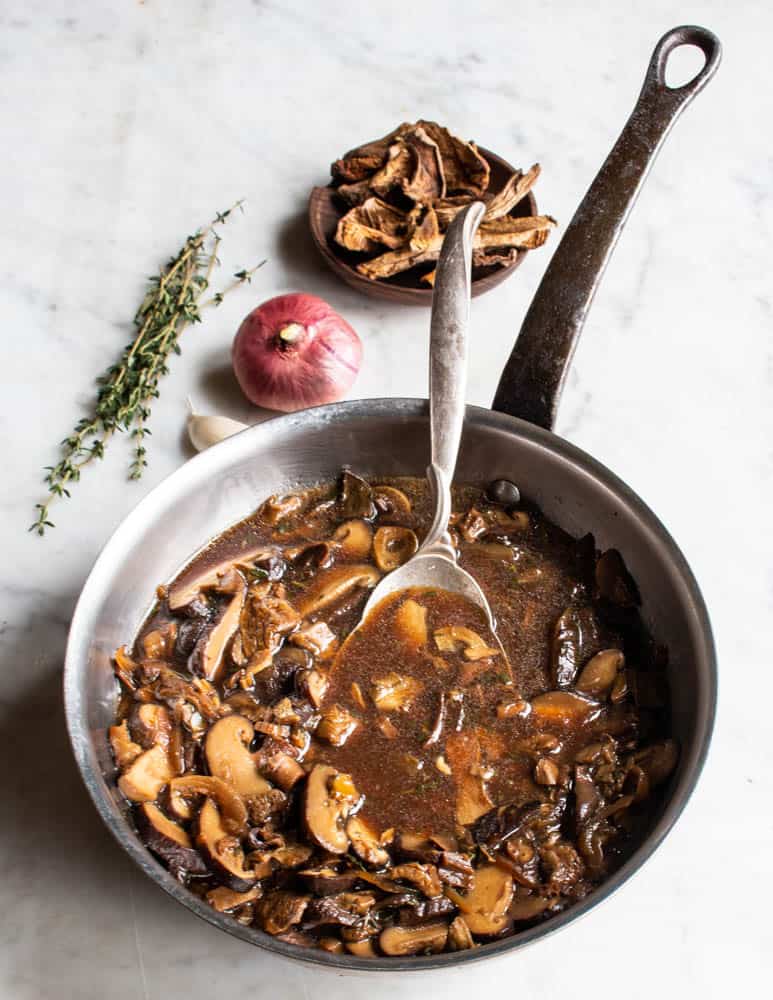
[275,205,324,285]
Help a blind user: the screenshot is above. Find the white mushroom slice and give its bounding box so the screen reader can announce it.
[332,519,373,559]
[303,764,360,854]
[434,625,500,661]
[205,715,272,799]
[371,672,423,712]
[196,797,256,891]
[117,744,174,803]
[296,564,380,617]
[373,526,418,571]
[394,598,428,647]
[109,720,143,770]
[379,922,448,956]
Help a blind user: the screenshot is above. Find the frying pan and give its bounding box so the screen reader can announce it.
[64,25,721,971]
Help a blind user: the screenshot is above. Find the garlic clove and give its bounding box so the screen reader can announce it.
[187,401,248,452]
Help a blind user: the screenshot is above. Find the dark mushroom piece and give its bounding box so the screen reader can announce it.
[296,564,380,618]
[551,606,597,688]
[136,802,208,875]
[447,915,475,950]
[575,649,624,699]
[297,868,360,895]
[195,797,256,891]
[188,577,247,682]
[338,470,376,519]
[595,548,640,607]
[486,478,520,506]
[256,890,311,935]
[398,895,456,926]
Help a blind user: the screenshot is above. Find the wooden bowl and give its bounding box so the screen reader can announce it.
[308,146,538,305]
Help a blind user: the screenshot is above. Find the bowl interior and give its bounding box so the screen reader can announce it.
[308,147,539,304]
[65,400,715,971]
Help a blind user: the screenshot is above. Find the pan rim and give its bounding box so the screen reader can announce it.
[63,396,717,972]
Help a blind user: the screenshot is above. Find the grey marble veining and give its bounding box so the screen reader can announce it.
[1,1,771,997]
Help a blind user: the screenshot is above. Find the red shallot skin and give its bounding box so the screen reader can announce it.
[232,293,362,412]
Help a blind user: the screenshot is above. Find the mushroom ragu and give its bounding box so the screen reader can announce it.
[109,471,677,957]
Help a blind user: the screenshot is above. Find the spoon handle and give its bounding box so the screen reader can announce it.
[422,201,486,554]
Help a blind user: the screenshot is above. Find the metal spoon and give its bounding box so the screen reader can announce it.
[357,202,511,671]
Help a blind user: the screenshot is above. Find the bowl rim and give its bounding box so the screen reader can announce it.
[63,397,717,972]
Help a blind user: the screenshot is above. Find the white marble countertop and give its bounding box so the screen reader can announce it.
[1,1,770,997]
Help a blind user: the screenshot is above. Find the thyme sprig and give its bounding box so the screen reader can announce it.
[31,204,264,536]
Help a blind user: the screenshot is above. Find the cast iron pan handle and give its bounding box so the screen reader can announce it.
[492,25,721,430]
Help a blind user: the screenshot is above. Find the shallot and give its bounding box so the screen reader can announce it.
[232,293,362,412]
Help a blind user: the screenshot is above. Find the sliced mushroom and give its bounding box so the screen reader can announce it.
[260,745,306,791]
[332,519,373,559]
[298,868,360,895]
[195,797,256,892]
[373,526,418,571]
[141,622,177,660]
[445,731,493,825]
[391,863,442,898]
[379,922,448,956]
[371,672,423,712]
[288,541,333,572]
[347,815,390,867]
[109,720,142,770]
[317,703,359,747]
[204,715,272,801]
[448,864,513,937]
[372,484,412,515]
[296,564,380,618]
[424,692,446,747]
[118,744,175,803]
[131,703,172,749]
[303,764,360,854]
[551,606,597,688]
[530,690,601,726]
[168,547,272,611]
[206,884,263,913]
[575,649,624,698]
[632,739,679,791]
[168,775,248,834]
[339,470,376,519]
[189,578,246,682]
[434,626,499,661]
[508,892,554,921]
[447,915,474,950]
[394,598,428,647]
[112,645,137,690]
[136,802,208,875]
[290,621,337,657]
[259,492,305,525]
[295,667,330,708]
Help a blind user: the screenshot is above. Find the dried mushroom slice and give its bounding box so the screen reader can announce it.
[483,163,541,220]
[335,197,410,253]
[415,119,490,196]
[331,123,409,184]
[399,126,446,203]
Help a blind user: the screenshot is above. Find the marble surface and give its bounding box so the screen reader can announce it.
[1,0,771,996]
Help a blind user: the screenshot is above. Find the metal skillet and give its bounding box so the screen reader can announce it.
[64,25,721,971]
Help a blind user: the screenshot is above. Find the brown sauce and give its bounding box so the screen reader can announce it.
[108,472,676,958]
